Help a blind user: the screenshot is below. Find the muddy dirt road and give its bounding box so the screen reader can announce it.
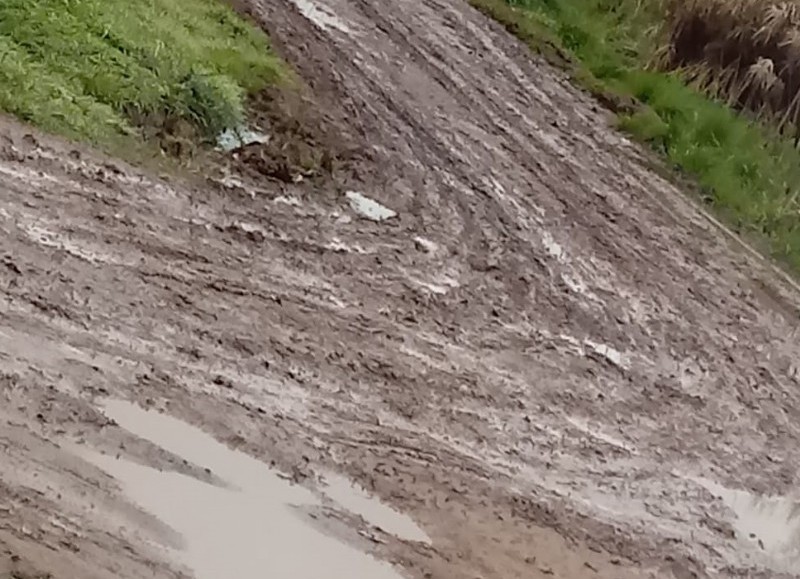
[2,0,800,577]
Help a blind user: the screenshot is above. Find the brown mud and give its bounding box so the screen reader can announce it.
[1,0,800,578]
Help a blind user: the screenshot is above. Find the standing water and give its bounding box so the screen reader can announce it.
[80,400,422,579]
[696,477,800,573]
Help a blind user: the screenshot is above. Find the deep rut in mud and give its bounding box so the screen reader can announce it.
[1,0,800,578]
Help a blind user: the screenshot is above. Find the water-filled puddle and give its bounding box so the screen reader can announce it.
[697,477,800,572]
[320,474,431,544]
[81,400,424,579]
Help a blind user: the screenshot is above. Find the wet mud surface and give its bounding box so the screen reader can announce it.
[2,0,800,577]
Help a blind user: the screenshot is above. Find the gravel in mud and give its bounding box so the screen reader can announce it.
[1,0,800,578]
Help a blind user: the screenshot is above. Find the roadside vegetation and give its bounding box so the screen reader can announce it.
[0,0,287,153]
[470,0,800,271]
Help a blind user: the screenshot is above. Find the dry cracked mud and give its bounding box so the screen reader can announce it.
[1,0,800,578]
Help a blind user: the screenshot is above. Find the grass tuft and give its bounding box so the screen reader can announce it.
[471,0,800,271]
[176,68,246,138]
[0,0,287,148]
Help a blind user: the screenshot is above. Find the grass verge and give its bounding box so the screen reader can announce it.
[469,0,800,271]
[0,0,289,154]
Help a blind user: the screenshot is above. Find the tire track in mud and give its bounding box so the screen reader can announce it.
[212,0,800,574]
[0,0,799,578]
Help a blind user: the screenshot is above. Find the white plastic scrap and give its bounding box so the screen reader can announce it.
[216,127,270,152]
[345,191,397,222]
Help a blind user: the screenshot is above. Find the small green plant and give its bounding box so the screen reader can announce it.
[176,68,246,138]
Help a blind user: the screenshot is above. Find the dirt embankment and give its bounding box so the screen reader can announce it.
[1,0,800,578]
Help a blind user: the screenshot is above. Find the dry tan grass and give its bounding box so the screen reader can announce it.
[656,0,800,135]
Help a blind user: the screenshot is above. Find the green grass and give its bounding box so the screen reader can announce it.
[470,0,800,270]
[0,0,287,148]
